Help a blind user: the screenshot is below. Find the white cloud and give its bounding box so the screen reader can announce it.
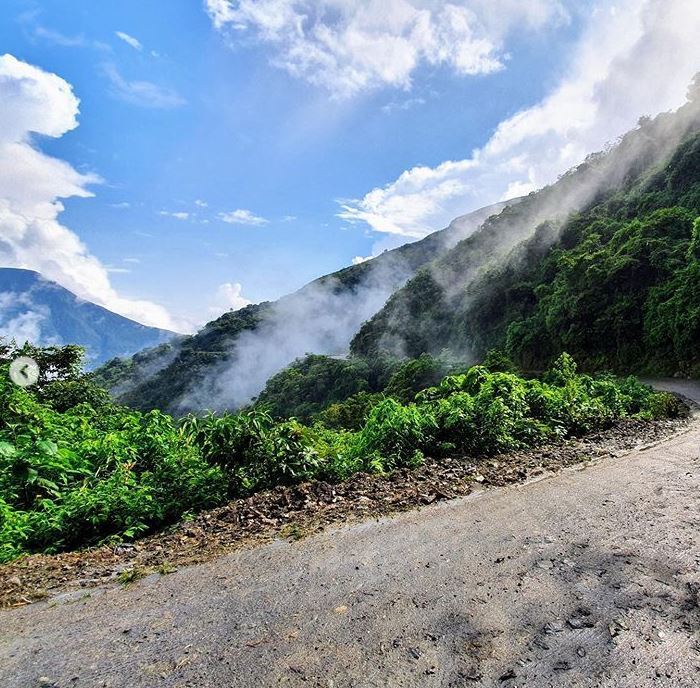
[103,63,186,109]
[209,281,251,315]
[0,291,50,344]
[20,13,110,52]
[2,309,47,345]
[159,210,190,220]
[115,31,143,51]
[339,0,700,238]
[33,26,92,49]
[0,54,182,332]
[351,255,372,265]
[218,208,269,226]
[381,96,426,114]
[110,201,131,208]
[195,199,209,207]
[205,0,567,98]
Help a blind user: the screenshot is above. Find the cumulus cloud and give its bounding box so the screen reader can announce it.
[205,0,567,98]
[0,54,181,332]
[103,63,186,108]
[115,31,143,51]
[351,255,371,265]
[339,0,700,238]
[218,208,269,226]
[210,282,251,314]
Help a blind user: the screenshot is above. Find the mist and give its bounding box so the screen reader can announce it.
[174,203,505,413]
[352,80,700,363]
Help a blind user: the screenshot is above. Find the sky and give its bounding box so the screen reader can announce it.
[0,0,698,333]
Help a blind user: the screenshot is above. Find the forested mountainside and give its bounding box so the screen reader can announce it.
[459,140,700,375]
[100,81,700,415]
[95,200,510,413]
[351,82,700,377]
[0,269,174,367]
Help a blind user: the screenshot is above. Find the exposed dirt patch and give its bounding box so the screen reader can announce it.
[0,413,690,608]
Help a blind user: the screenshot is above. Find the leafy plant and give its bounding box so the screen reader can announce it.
[0,344,678,563]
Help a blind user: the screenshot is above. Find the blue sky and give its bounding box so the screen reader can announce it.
[0,0,697,331]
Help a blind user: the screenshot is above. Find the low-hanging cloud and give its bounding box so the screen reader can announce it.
[174,202,499,412]
[0,54,181,332]
[339,0,700,239]
[0,291,51,345]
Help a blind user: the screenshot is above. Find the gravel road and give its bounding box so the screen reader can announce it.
[1,381,699,687]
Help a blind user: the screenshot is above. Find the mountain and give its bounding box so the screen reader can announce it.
[0,268,175,367]
[95,199,512,413]
[103,78,700,413]
[351,82,700,376]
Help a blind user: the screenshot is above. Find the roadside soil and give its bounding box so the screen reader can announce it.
[0,412,690,609]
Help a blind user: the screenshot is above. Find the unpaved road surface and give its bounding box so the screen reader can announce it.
[1,382,699,687]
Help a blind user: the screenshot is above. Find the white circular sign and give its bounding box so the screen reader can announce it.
[9,356,40,388]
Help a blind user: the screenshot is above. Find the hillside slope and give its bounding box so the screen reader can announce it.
[350,83,700,376]
[99,200,511,413]
[459,137,700,375]
[0,269,174,367]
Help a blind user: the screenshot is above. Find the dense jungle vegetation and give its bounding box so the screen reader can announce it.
[0,338,679,562]
[351,90,700,376]
[462,156,700,374]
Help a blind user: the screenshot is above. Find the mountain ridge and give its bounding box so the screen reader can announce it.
[97,199,513,412]
[0,268,175,367]
[99,78,700,413]
[350,84,700,369]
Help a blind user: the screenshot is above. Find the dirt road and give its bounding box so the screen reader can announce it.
[1,382,699,687]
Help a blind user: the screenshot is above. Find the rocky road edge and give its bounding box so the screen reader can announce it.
[0,410,693,609]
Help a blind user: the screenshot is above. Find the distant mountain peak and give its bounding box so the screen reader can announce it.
[0,268,175,367]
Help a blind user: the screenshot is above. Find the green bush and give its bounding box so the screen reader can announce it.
[0,346,679,562]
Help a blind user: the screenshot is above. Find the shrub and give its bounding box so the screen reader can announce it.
[0,347,679,562]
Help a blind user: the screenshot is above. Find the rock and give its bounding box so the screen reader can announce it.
[608,618,629,638]
[544,621,565,634]
[499,668,517,681]
[8,576,21,587]
[568,610,595,629]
